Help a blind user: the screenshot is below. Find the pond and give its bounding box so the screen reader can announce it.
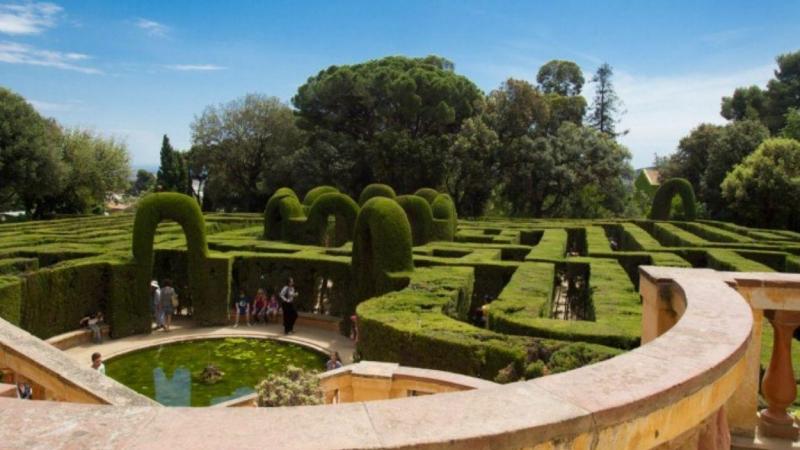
[105,337,326,406]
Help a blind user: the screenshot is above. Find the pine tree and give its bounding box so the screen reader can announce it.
[587,63,626,137]
[156,135,189,193]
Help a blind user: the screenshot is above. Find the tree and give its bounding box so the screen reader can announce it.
[658,123,724,194]
[701,120,769,217]
[156,135,189,194]
[292,55,484,195]
[722,138,800,230]
[0,88,64,215]
[498,122,631,217]
[486,78,550,141]
[782,108,800,141]
[587,63,625,137]
[721,85,767,122]
[444,117,500,216]
[191,94,304,211]
[130,169,156,196]
[537,60,585,96]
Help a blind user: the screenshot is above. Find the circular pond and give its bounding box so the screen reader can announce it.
[105,337,326,406]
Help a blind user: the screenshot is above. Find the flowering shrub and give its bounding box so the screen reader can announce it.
[256,365,323,407]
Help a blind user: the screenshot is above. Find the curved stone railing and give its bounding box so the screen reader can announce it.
[0,266,754,449]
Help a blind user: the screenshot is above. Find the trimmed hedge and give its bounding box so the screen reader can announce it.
[304,193,359,247]
[431,193,458,241]
[352,197,414,301]
[264,191,306,241]
[649,178,697,221]
[0,276,23,326]
[302,185,339,206]
[413,187,439,205]
[395,195,434,246]
[526,229,567,262]
[358,183,396,206]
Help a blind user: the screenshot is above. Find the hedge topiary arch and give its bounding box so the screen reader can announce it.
[395,195,434,246]
[264,189,306,240]
[304,192,360,246]
[413,187,439,205]
[132,193,209,326]
[352,197,414,301]
[302,185,339,206]
[358,183,396,206]
[431,193,458,241]
[649,178,697,221]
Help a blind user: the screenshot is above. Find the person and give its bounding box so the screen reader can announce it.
[326,351,343,371]
[150,280,162,329]
[79,312,104,343]
[279,277,299,334]
[266,288,281,323]
[252,288,267,324]
[91,352,105,375]
[233,289,251,327]
[160,279,176,332]
[16,382,32,399]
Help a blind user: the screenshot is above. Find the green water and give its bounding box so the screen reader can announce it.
[105,338,326,406]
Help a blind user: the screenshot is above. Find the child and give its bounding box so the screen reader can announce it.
[266,288,281,323]
[252,289,267,324]
[91,352,105,375]
[80,312,104,343]
[233,289,251,327]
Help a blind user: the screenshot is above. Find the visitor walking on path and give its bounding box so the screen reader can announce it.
[280,277,298,334]
[91,352,105,375]
[233,289,252,327]
[150,280,161,329]
[160,279,176,331]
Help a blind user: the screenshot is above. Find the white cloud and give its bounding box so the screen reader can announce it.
[164,64,226,71]
[135,18,168,37]
[0,1,61,35]
[28,99,81,113]
[0,41,101,74]
[612,64,775,168]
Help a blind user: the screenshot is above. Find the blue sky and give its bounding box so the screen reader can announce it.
[1,1,798,169]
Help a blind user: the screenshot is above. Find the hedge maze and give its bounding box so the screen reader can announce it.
[1,185,799,384]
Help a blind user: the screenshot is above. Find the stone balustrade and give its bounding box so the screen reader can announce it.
[0,266,757,449]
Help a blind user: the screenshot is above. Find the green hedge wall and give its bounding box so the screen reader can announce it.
[395,195,434,246]
[302,185,339,206]
[0,276,23,326]
[352,197,414,301]
[431,193,458,241]
[358,183,396,206]
[263,192,306,241]
[649,178,697,221]
[526,229,567,262]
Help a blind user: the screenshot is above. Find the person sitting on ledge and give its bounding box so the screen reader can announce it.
[326,351,343,371]
[16,382,32,400]
[79,311,104,343]
[266,287,281,323]
[233,288,251,327]
[91,352,105,375]
[252,288,268,324]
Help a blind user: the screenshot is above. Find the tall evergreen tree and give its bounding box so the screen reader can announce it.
[156,134,189,193]
[587,63,625,137]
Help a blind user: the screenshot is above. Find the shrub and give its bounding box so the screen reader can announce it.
[357,183,396,206]
[304,193,359,246]
[352,197,414,300]
[413,187,439,205]
[395,195,434,245]
[302,185,339,206]
[548,342,616,373]
[263,191,306,240]
[649,178,697,221]
[431,193,458,241]
[256,365,323,407]
[524,360,548,379]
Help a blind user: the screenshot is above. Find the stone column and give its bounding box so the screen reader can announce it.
[758,309,800,440]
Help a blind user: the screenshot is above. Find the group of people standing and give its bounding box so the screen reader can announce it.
[235,277,299,335]
[149,279,177,331]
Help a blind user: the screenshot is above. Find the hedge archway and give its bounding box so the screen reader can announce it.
[395,195,434,246]
[352,197,414,301]
[649,178,697,221]
[264,189,306,240]
[305,192,360,246]
[413,187,439,205]
[132,193,210,326]
[358,183,396,206]
[431,193,458,241]
[302,185,339,206]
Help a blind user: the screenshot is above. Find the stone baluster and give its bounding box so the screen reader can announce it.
[758,309,800,440]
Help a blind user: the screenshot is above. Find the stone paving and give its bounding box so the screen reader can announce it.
[63,317,356,368]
